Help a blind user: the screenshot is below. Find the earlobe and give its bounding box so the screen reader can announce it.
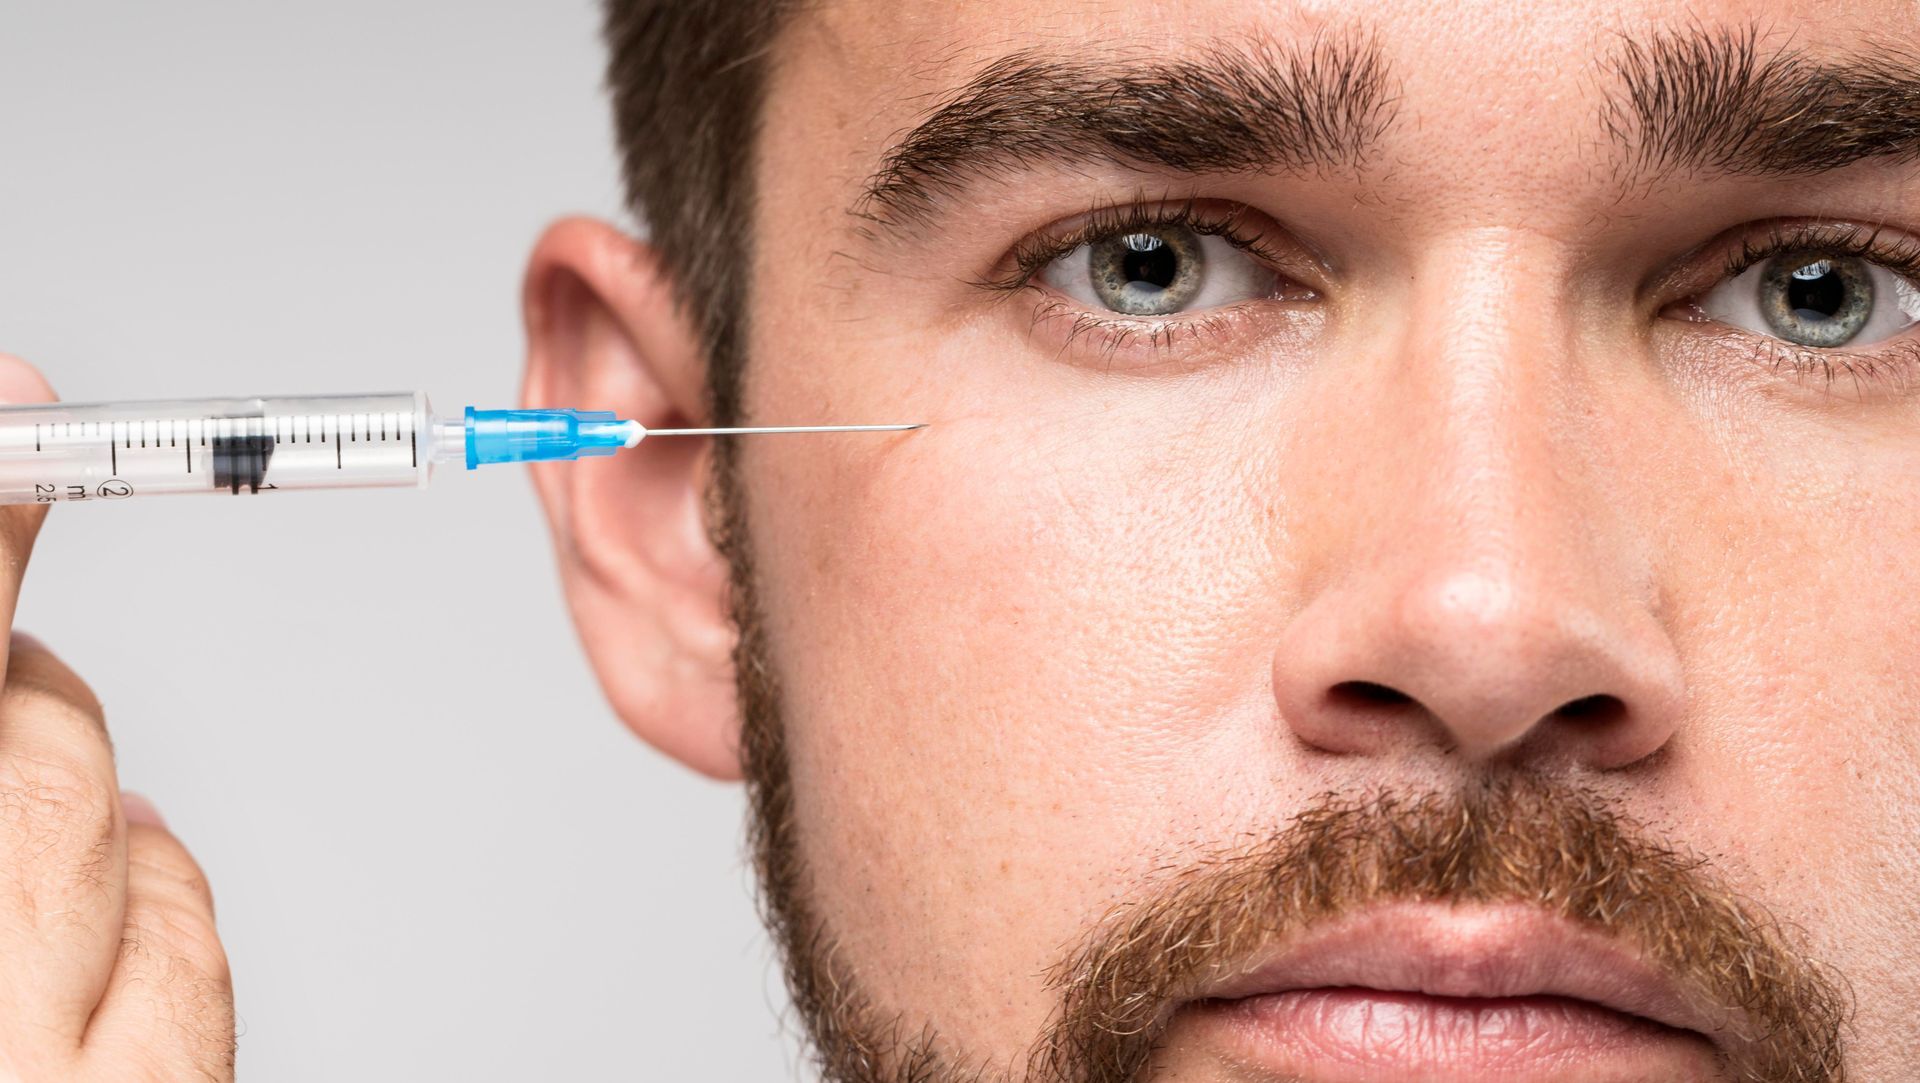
[521,217,743,780]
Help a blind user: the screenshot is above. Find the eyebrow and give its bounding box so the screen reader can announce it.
[856,35,1396,230]
[1606,25,1920,180]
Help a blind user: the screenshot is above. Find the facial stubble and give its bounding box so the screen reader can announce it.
[710,452,1849,1083]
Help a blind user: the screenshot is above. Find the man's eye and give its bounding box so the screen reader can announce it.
[1696,251,1920,348]
[1038,226,1278,317]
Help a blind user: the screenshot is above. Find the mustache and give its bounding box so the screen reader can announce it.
[1029,776,1849,1083]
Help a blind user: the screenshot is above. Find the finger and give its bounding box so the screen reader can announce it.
[0,355,57,646]
[0,635,126,1031]
[82,811,234,1082]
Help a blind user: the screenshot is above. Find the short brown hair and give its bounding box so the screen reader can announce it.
[599,4,832,1060]
[601,0,794,425]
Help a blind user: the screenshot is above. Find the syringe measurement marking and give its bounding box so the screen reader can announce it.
[27,411,416,494]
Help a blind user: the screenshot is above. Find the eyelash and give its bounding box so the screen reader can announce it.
[988,200,1285,295]
[1712,222,1920,393]
[1720,222,1920,284]
[983,200,1296,362]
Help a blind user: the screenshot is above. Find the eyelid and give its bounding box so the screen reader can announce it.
[1724,222,1920,283]
[1660,219,1920,403]
[1022,293,1325,374]
[1661,219,1920,306]
[1737,335,1920,401]
[974,197,1330,370]
[1659,219,1920,337]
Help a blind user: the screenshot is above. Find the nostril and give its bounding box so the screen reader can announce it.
[1328,680,1415,708]
[1554,693,1625,726]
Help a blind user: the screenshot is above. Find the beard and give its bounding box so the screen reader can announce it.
[709,451,1849,1083]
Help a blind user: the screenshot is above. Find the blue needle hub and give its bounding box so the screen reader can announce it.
[463,408,638,469]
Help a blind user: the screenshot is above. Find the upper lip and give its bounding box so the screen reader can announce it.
[1187,901,1745,1046]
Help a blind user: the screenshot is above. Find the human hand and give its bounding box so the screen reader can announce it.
[0,355,234,1081]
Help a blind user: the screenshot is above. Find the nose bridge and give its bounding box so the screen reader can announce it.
[1383,228,1585,576]
[1273,228,1684,768]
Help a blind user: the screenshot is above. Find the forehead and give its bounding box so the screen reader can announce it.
[794,0,1916,81]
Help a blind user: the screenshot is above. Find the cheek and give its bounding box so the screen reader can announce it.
[738,350,1298,1030]
[753,350,1279,749]
[757,386,1271,803]
[1648,415,1920,1050]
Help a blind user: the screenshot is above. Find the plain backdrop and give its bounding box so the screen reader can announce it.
[0,3,798,1079]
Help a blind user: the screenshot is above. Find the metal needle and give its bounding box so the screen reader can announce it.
[643,424,925,437]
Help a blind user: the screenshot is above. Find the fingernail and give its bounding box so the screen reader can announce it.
[9,632,44,654]
[120,792,166,828]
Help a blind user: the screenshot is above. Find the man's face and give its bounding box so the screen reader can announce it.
[726,0,1920,1078]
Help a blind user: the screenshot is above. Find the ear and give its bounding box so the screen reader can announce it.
[521,217,741,780]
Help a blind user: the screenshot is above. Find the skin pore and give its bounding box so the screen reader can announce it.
[527,0,1920,1079]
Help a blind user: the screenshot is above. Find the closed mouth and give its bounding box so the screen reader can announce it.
[1173,901,1736,1080]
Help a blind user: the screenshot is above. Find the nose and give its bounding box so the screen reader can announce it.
[1274,562,1685,767]
[1271,236,1686,769]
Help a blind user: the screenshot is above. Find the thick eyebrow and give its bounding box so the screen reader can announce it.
[856,35,1396,230]
[1606,25,1920,180]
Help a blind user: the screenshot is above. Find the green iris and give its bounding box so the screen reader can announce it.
[1761,253,1875,348]
[1088,229,1205,315]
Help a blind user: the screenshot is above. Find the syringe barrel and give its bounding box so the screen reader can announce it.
[0,393,439,505]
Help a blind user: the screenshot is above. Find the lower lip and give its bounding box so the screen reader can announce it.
[1189,988,1720,1081]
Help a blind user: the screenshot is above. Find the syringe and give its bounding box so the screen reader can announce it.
[0,392,921,505]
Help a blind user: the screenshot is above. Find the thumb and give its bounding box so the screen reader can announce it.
[0,355,59,674]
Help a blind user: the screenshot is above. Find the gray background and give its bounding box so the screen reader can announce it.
[0,3,797,1079]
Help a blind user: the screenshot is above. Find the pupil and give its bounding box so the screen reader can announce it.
[1786,260,1846,321]
[1121,234,1178,290]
